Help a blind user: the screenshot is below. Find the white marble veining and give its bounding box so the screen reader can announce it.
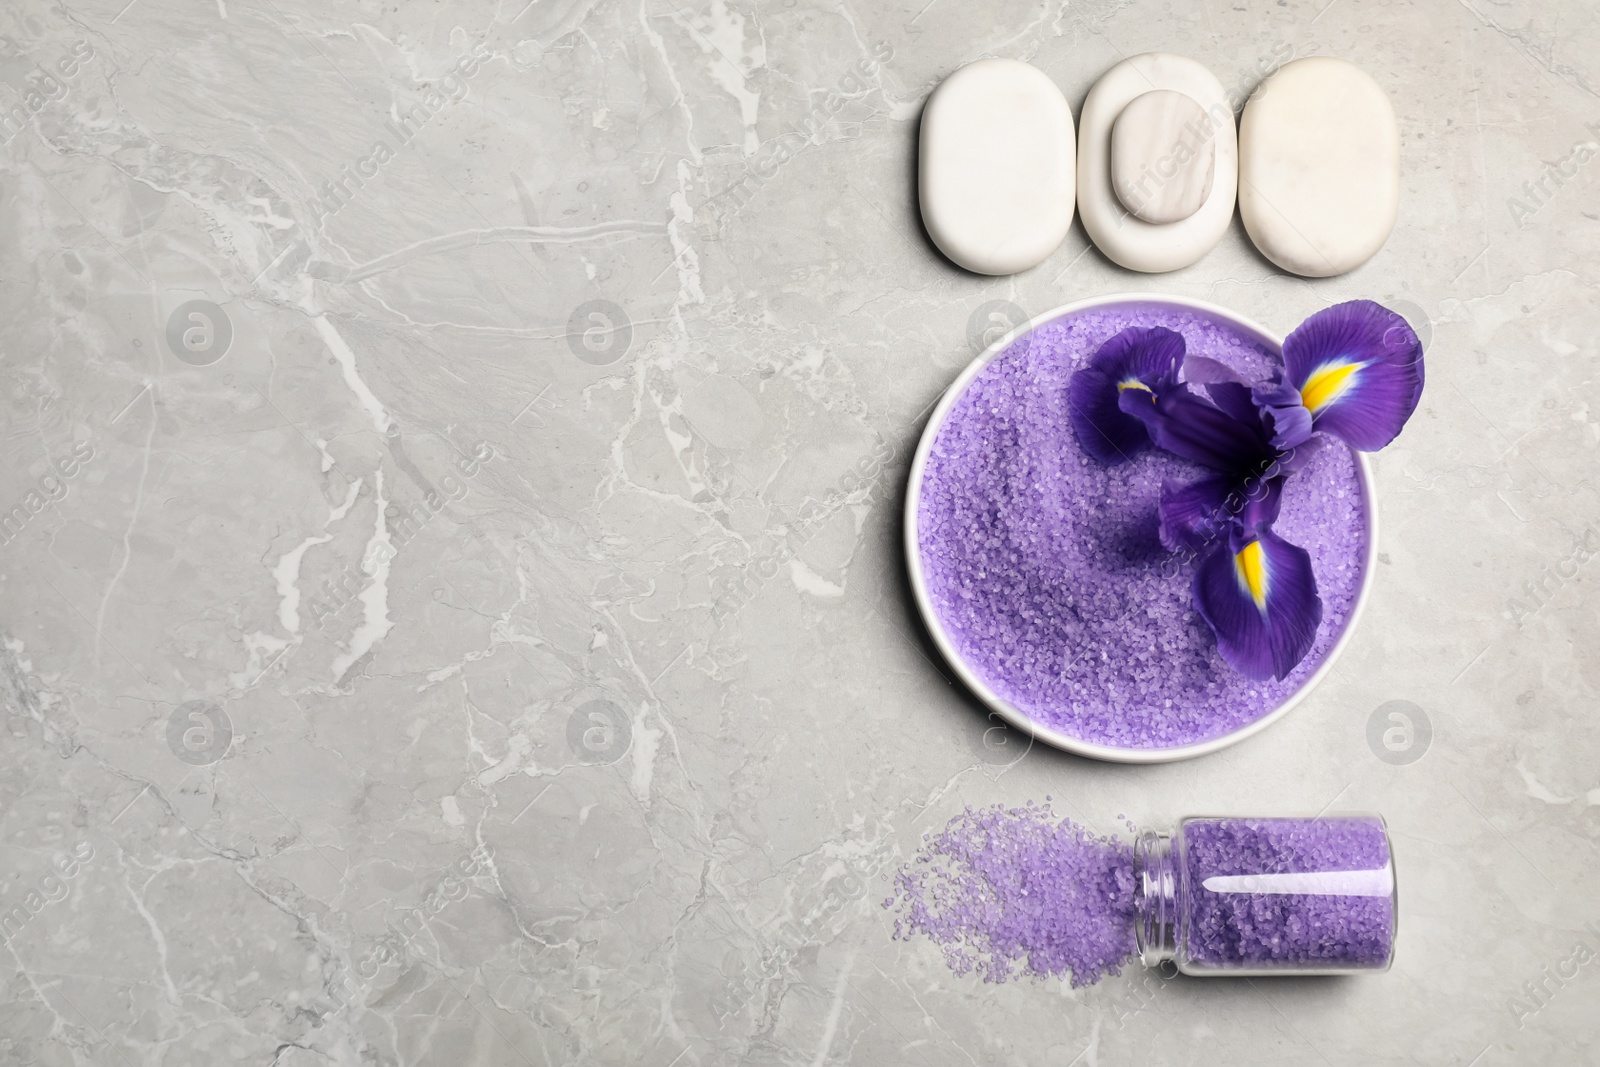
[1,1,1598,1065]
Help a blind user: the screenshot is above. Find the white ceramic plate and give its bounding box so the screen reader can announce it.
[905,294,1378,763]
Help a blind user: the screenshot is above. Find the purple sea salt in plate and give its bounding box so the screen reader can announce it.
[906,295,1377,763]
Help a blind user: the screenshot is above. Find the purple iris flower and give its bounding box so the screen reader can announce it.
[1253,300,1425,451]
[1068,302,1425,681]
[1121,378,1325,680]
[1066,326,1185,465]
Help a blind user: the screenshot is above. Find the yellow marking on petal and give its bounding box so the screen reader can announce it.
[1234,540,1269,612]
[1117,377,1152,393]
[1299,360,1364,414]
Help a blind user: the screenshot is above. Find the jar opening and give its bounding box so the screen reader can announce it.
[1133,830,1177,968]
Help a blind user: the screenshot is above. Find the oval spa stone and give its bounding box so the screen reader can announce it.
[1111,89,1216,224]
[1239,58,1400,277]
[919,58,1075,275]
[1077,53,1237,273]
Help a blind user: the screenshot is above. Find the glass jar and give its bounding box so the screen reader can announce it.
[1133,814,1397,976]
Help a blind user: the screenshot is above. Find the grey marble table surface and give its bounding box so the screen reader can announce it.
[2,0,1596,1064]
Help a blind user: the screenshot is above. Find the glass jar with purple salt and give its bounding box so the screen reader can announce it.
[1134,815,1397,976]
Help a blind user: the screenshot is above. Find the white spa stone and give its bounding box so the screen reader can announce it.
[1111,89,1216,224]
[1239,57,1400,277]
[1077,53,1236,273]
[919,59,1075,275]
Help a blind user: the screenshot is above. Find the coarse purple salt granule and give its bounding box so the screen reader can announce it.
[885,801,1137,985]
[917,303,1368,749]
[1181,816,1394,970]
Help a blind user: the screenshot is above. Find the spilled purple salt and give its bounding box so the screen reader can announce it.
[917,303,1368,749]
[886,801,1138,985]
[889,805,1397,984]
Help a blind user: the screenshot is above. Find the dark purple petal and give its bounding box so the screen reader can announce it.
[1235,475,1285,533]
[1121,383,1274,474]
[1203,381,1264,427]
[1281,300,1425,451]
[1068,327,1186,465]
[1158,475,1235,551]
[1275,434,1328,475]
[1181,355,1242,386]
[1119,326,1186,383]
[1070,365,1149,464]
[1194,528,1323,681]
[1161,474,1285,552]
[1251,377,1315,450]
